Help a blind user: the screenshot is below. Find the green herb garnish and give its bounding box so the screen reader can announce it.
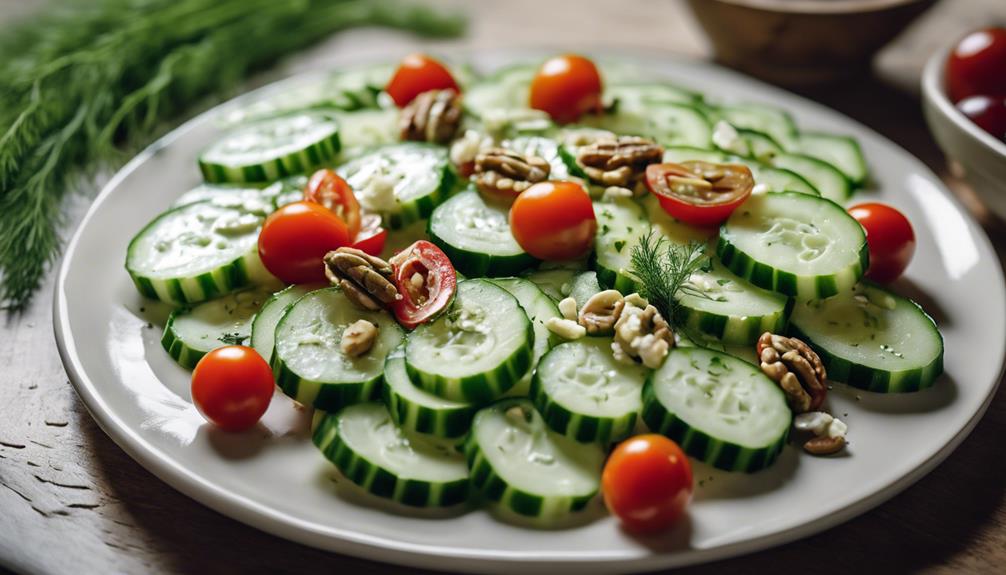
[629,230,711,324]
[218,332,246,345]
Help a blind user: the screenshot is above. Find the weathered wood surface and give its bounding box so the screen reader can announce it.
[2,1,1006,573]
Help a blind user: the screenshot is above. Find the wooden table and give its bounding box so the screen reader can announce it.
[3,1,1006,573]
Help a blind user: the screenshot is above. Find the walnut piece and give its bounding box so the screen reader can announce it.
[399,89,462,144]
[473,148,550,196]
[576,136,663,192]
[340,319,378,357]
[324,247,400,311]
[577,290,624,335]
[793,410,848,456]
[757,332,827,413]
[804,435,846,456]
[612,295,673,369]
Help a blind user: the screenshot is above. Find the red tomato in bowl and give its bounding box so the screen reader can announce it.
[946,27,1006,103]
[386,53,459,107]
[191,346,274,432]
[529,54,603,124]
[602,434,693,533]
[509,181,597,261]
[956,95,1006,140]
[258,201,350,284]
[848,202,915,283]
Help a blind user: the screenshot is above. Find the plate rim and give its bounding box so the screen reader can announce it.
[53,47,1006,573]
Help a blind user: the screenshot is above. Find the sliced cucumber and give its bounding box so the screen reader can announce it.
[735,128,784,162]
[161,286,274,369]
[463,65,535,120]
[405,280,533,403]
[795,133,868,187]
[642,347,791,472]
[592,198,648,293]
[313,403,470,508]
[428,189,537,277]
[488,277,561,396]
[272,288,404,411]
[531,337,647,444]
[717,192,868,299]
[605,82,701,111]
[331,108,399,151]
[199,112,340,183]
[580,103,712,148]
[382,349,476,439]
[337,143,454,229]
[711,103,798,150]
[641,193,719,245]
[250,284,314,364]
[521,268,579,302]
[271,175,309,208]
[464,399,605,519]
[661,146,730,164]
[790,283,944,393]
[662,147,819,196]
[769,152,851,204]
[568,271,603,308]
[126,199,273,305]
[676,258,793,345]
[172,183,275,210]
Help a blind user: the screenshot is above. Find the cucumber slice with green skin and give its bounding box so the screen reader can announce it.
[462,65,536,120]
[568,271,603,308]
[199,112,341,183]
[605,82,702,111]
[161,286,275,369]
[717,192,868,299]
[642,347,791,473]
[382,349,476,439]
[795,133,868,187]
[580,103,712,148]
[331,108,399,151]
[789,283,944,393]
[531,337,647,444]
[337,143,455,230]
[769,152,851,204]
[405,280,533,403]
[710,103,798,150]
[172,183,275,209]
[126,199,274,305]
[488,277,561,396]
[521,268,579,302]
[271,175,309,208]
[734,128,784,162]
[662,147,819,196]
[592,198,648,293]
[272,288,404,411]
[313,403,470,508]
[250,284,315,364]
[428,189,538,277]
[675,259,793,345]
[463,398,605,519]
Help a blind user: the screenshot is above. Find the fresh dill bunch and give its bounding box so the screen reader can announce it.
[629,229,712,324]
[0,0,464,312]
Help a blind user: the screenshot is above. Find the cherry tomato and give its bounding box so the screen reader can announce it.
[848,202,916,283]
[351,213,388,257]
[529,54,603,124]
[956,95,1006,140]
[390,240,457,329]
[602,434,693,533]
[258,201,350,284]
[191,346,274,432]
[946,27,1006,103]
[304,169,361,239]
[386,53,459,108]
[509,181,597,261]
[646,162,753,227]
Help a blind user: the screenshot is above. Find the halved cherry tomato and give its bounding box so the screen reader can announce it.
[351,213,388,257]
[509,181,596,261]
[191,346,274,432]
[946,27,1006,103]
[529,54,603,124]
[646,161,753,227]
[848,202,915,283]
[386,53,459,108]
[258,201,350,284]
[304,169,361,239]
[390,240,457,329]
[602,434,693,533]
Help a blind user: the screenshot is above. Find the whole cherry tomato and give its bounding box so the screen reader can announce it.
[646,161,754,227]
[258,201,350,284]
[304,169,361,239]
[191,346,274,432]
[602,434,693,533]
[946,27,1006,103]
[529,54,603,124]
[848,202,916,283]
[956,95,1006,140]
[390,240,457,329]
[386,53,459,108]
[509,181,597,261]
[351,213,388,257]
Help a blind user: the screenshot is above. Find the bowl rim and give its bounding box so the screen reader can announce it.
[704,0,932,14]
[922,41,1006,159]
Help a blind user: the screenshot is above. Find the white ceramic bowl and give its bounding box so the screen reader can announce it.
[922,41,1006,218]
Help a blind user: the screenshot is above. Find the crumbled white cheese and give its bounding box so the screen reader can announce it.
[712,121,745,155]
[752,183,771,195]
[359,171,398,213]
[558,297,578,321]
[794,411,834,435]
[827,417,848,439]
[546,317,586,340]
[449,129,493,167]
[602,186,634,201]
[632,333,670,369]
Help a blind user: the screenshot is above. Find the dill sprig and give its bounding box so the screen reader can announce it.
[0,0,464,312]
[629,230,712,324]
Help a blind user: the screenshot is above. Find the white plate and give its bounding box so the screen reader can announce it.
[54,50,1006,573]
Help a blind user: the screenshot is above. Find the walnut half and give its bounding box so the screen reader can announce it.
[473,148,550,196]
[577,290,624,335]
[612,295,673,369]
[757,332,827,413]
